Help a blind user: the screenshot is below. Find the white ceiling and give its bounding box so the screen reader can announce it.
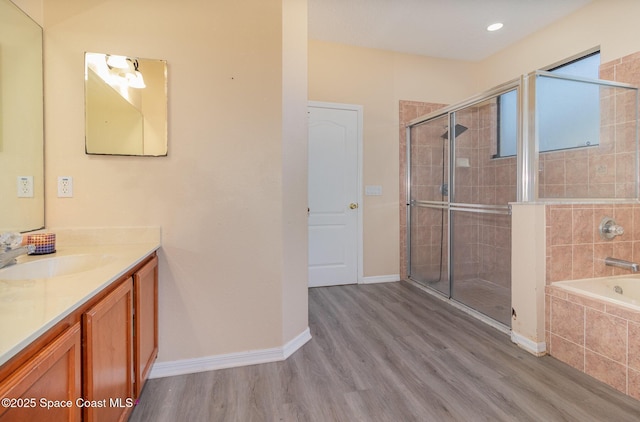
[308,0,594,61]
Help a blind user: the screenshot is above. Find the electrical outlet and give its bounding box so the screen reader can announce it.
[57,176,73,197]
[17,176,34,198]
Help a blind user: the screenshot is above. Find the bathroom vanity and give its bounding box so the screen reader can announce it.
[0,229,160,422]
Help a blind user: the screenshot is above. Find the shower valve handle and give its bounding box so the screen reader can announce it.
[600,217,624,239]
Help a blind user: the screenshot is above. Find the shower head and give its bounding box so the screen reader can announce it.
[441,124,468,139]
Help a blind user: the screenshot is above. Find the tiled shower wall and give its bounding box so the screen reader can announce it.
[405,113,450,282]
[546,203,640,283]
[399,101,446,280]
[545,203,640,400]
[450,103,514,286]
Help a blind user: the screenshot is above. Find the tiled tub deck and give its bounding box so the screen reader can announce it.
[546,283,640,400]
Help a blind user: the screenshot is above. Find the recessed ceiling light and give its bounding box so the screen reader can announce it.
[487,23,504,32]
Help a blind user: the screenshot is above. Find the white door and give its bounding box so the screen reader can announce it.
[308,102,361,287]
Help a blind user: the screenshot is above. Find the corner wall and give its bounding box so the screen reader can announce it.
[10,0,42,25]
[43,0,308,367]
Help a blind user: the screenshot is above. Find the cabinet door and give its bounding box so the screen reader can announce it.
[83,279,133,422]
[134,255,158,398]
[0,323,82,422]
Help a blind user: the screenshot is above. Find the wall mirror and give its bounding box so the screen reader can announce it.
[0,0,44,233]
[85,52,168,156]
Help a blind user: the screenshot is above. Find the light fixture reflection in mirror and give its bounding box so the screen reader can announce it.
[84,52,167,156]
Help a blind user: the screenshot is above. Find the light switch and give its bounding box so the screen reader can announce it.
[456,158,470,168]
[365,185,383,196]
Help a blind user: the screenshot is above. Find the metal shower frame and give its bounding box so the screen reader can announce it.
[405,70,639,309]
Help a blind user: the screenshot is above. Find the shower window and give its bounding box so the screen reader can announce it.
[536,75,600,152]
[536,73,638,199]
[496,51,602,158]
[496,90,518,158]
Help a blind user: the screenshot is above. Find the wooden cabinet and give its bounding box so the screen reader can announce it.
[0,252,159,422]
[133,256,158,398]
[82,254,159,421]
[0,323,82,422]
[83,279,134,422]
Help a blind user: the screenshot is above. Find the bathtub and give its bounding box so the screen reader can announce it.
[552,276,640,310]
[548,275,640,399]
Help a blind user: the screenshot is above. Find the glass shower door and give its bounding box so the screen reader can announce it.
[449,97,514,327]
[408,115,450,296]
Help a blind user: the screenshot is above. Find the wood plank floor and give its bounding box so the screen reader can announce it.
[129,282,640,421]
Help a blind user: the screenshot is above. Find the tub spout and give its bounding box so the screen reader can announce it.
[604,257,640,272]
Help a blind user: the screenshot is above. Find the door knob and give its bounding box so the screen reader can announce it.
[349,203,358,209]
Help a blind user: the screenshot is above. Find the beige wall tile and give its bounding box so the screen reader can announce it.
[585,350,627,394]
[549,208,573,246]
[549,245,573,282]
[629,368,640,401]
[585,308,628,364]
[550,334,584,371]
[572,244,594,279]
[566,293,606,312]
[550,297,584,345]
[629,322,640,371]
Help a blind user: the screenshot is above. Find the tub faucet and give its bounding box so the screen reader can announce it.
[604,257,640,272]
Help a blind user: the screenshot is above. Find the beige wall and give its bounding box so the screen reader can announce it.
[10,0,42,25]
[308,41,477,278]
[475,0,640,91]
[42,0,308,362]
[281,0,309,343]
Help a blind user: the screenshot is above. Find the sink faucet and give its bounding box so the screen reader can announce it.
[0,232,36,269]
[604,257,640,272]
[0,244,36,269]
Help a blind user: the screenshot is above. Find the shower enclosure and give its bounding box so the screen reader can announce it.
[406,70,639,328]
[408,85,516,327]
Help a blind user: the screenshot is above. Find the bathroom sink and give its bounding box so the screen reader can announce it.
[0,254,115,280]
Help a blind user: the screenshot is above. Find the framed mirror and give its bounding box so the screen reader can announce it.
[85,52,168,156]
[0,0,44,232]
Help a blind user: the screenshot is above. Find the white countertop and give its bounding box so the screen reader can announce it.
[0,228,160,367]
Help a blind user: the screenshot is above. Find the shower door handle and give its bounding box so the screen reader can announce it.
[349,203,358,210]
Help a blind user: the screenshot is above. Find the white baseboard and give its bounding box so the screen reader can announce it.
[282,327,312,358]
[149,327,312,379]
[511,331,547,356]
[361,274,400,284]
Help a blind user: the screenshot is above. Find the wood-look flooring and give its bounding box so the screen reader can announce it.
[129,282,640,421]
